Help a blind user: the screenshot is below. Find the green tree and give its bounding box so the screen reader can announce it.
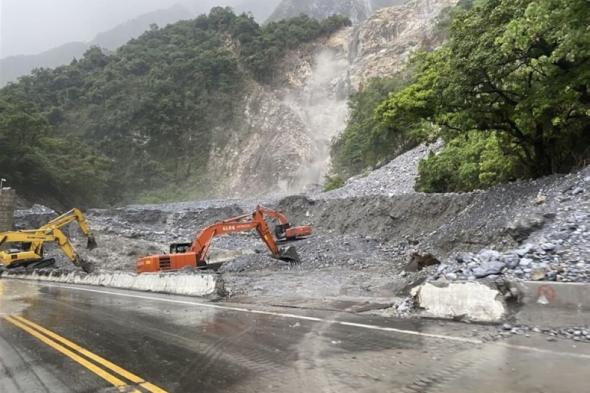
[331,77,417,178]
[0,99,114,207]
[378,0,590,191]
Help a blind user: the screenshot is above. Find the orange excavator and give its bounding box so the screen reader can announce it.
[137,207,308,273]
[257,206,312,241]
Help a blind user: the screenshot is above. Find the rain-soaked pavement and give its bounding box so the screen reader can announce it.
[0,279,589,393]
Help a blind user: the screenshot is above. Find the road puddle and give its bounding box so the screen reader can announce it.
[0,279,39,316]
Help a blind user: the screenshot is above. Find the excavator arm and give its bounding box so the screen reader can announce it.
[190,209,284,262]
[38,208,97,250]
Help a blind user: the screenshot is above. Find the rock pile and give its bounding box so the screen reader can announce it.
[323,141,442,199]
[434,168,589,283]
[496,324,590,344]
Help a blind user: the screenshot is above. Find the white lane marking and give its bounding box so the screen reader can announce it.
[15,281,590,359]
[496,343,590,360]
[20,281,482,344]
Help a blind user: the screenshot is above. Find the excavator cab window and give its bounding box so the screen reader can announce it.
[6,242,28,253]
[170,243,192,254]
[274,224,289,241]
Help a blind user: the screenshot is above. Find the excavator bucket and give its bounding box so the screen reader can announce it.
[80,259,94,273]
[73,256,94,273]
[87,235,98,250]
[278,246,301,264]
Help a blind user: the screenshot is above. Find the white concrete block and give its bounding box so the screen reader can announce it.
[413,281,506,322]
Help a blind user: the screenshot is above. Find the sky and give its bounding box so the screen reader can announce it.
[0,0,278,58]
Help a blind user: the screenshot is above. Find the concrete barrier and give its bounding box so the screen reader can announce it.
[508,281,590,327]
[413,280,590,326]
[412,281,507,323]
[1,270,223,298]
[509,281,590,310]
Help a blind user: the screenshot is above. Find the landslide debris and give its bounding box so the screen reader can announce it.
[323,141,442,198]
[434,168,590,283]
[10,141,590,303]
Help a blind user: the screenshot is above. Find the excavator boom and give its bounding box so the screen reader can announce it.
[40,208,97,250]
[137,207,302,273]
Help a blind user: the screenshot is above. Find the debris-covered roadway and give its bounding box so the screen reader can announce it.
[9,144,590,321]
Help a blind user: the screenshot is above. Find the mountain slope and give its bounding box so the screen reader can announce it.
[1,1,457,206]
[0,4,189,87]
[0,10,350,205]
[268,0,406,23]
[0,42,89,87]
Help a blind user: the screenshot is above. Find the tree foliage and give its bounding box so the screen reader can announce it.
[0,8,350,205]
[377,0,590,192]
[330,77,420,178]
[0,99,113,207]
[416,132,524,192]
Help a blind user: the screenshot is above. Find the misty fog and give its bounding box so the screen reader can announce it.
[1,0,281,58]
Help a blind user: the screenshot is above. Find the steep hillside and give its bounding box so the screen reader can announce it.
[348,0,457,86]
[332,0,589,191]
[253,0,458,191]
[268,0,406,23]
[1,0,457,207]
[0,9,350,207]
[0,4,191,87]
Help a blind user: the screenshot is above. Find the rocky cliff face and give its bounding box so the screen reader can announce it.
[213,0,457,197]
[268,0,407,24]
[348,0,457,87]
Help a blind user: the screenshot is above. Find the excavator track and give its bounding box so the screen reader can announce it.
[27,258,57,270]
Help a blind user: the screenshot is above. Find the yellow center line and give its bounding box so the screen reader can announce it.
[13,315,167,393]
[6,315,168,393]
[4,316,134,392]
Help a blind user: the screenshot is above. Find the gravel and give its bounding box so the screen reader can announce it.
[322,141,443,199]
[434,167,590,283]
[494,324,590,344]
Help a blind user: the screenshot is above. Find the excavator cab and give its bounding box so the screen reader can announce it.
[274,224,290,241]
[170,243,192,254]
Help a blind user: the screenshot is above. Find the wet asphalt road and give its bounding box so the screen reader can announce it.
[1,279,589,393]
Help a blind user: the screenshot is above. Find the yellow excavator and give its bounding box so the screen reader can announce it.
[0,208,96,273]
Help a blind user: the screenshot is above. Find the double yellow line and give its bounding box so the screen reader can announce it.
[4,315,168,393]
